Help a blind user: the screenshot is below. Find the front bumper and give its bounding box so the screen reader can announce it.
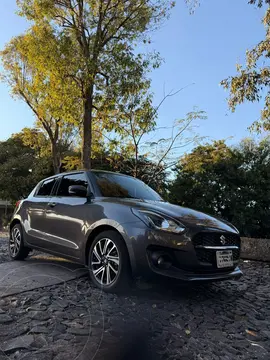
[125,222,242,282]
[147,261,242,282]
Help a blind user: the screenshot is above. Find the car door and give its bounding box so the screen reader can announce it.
[26,177,58,247]
[44,172,90,260]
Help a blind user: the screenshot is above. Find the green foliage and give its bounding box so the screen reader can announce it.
[0,135,53,201]
[61,147,168,195]
[221,7,270,132]
[103,86,206,181]
[248,0,270,7]
[0,27,80,173]
[17,127,51,157]
[169,139,270,238]
[12,0,174,169]
[186,0,270,131]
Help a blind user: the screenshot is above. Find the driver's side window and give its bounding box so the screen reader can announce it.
[56,173,88,197]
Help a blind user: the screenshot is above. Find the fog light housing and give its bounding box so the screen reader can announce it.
[151,251,172,270]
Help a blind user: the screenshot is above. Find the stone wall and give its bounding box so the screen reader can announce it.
[241,237,270,262]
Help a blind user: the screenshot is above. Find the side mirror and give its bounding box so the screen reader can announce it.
[68,185,87,198]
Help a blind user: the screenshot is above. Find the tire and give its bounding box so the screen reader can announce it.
[88,230,131,292]
[9,224,31,260]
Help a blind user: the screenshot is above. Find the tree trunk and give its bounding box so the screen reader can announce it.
[82,86,93,170]
[134,144,138,178]
[51,140,61,174]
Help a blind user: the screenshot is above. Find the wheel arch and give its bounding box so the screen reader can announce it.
[84,222,136,274]
[9,218,21,235]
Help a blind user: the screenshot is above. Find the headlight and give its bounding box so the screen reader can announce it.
[132,209,185,234]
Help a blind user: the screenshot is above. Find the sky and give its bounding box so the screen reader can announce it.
[0,0,267,148]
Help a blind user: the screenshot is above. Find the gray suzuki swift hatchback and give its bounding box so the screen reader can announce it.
[9,170,242,291]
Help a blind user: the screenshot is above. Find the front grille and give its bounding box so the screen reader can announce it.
[193,232,240,248]
[192,232,241,267]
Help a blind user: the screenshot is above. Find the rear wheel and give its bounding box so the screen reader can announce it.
[9,224,31,260]
[88,230,131,292]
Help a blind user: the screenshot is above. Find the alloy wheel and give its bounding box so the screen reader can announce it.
[91,238,120,286]
[10,228,21,257]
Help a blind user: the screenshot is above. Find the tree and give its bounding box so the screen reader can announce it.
[100,79,205,184]
[169,138,270,238]
[60,144,169,195]
[101,86,156,178]
[0,134,53,202]
[15,0,175,170]
[0,28,80,174]
[144,109,206,182]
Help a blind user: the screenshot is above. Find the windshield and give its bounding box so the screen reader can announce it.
[92,172,163,201]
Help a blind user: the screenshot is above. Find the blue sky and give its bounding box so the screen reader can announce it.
[0,0,267,146]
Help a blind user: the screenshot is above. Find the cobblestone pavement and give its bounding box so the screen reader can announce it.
[0,233,270,360]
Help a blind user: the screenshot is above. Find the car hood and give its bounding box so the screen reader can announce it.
[100,198,238,233]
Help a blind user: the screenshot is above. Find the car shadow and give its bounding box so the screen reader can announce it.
[16,253,244,305]
[125,276,244,304]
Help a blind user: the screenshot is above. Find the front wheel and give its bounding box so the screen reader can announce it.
[88,230,131,292]
[9,224,31,260]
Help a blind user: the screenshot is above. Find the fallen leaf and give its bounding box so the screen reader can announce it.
[185,329,191,335]
[246,329,257,337]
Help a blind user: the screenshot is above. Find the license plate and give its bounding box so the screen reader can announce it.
[216,250,233,268]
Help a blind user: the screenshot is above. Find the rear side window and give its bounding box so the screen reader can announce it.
[57,173,88,197]
[36,178,57,197]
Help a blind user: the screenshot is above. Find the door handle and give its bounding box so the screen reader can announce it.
[48,202,57,208]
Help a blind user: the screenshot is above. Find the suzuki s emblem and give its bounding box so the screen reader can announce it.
[220,235,226,245]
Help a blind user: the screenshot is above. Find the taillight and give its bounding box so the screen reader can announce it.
[15,200,21,208]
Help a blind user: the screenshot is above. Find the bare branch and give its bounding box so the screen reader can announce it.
[55,14,74,28]
[152,83,195,119]
[93,129,115,143]
[146,117,196,182]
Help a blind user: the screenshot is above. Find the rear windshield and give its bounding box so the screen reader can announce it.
[92,172,162,201]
